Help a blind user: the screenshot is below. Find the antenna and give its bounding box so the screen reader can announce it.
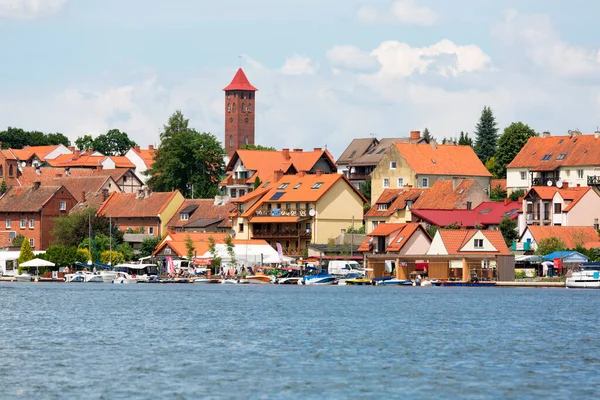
[238,55,243,67]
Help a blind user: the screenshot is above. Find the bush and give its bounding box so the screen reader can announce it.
[515,270,526,279]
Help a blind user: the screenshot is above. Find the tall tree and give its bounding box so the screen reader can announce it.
[46,133,71,146]
[140,237,161,258]
[146,110,226,199]
[359,177,371,203]
[185,234,195,260]
[18,238,35,274]
[0,127,70,148]
[422,128,433,143]
[75,135,94,151]
[458,131,473,147]
[52,208,123,248]
[499,217,519,246]
[224,234,237,268]
[474,106,499,163]
[92,129,137,156]
[240,144,276,151]
[493,122,537,178]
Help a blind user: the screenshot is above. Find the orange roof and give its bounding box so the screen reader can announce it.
[386,223,425,252]
[412,180,480,210]
[438,229,511,255]
[365,188,425,217]
[0,185,71,212]
[223,68,258,91]
[108,156,135,168]
[491,179,507,191]
[131,147,156,169]
[368,223,407,237]
[38,176,113,200]
[154,232,266,257]
[97,191,180,218]
[507,134,600,170]
[166,199,234,229]
[525,226,600,250]
[524,186,593,212]
[395,143,491,177]
[9,145,61,162]
[46,153,107,168]
[1,149,16,160]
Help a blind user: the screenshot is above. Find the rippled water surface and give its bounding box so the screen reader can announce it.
[1,283,599,399]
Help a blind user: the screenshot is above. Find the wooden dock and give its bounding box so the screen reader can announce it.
[496,281,565,288]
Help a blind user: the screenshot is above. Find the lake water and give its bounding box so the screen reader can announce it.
[1,283,599,399]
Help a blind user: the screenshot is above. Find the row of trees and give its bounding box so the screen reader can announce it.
[74,129,137,156]
[0,127,70,149]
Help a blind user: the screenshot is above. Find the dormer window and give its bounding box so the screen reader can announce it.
[556,154,566,160]
[262,181,270,188]
[349,151,356,159]
[277,183,289,190]
[378,204,389,211]
[474,239,483,248]
[293,183,302,190]
[542,154,552,160]
[311,182,324,189]
[180,213,189,221]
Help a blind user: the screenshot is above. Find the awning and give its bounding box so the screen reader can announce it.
[250,216,300,223]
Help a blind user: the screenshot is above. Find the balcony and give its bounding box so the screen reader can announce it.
[282,247,307,257]
[588,176,600,186]
[231,178,248,185]
[531,177,559,187]
[254,207,311,218]
[526,213,540,222]
[347,172,369,181]
[252,228,312,239]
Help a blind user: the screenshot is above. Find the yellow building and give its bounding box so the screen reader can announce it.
[364,188,426,233]
[371,142,492,205]
[231,171,366,256]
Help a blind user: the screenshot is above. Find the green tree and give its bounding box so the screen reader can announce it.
[499,217,519,246]
[140,237,161,258]
[0,179,7,194]
[224,234,237,267]
[75,134,94,151]
[17,239,35,274]
[426,225,439,238]
[474,106,499,163]
[535,237,567,255]
[485,156,496,176]
[490,184,507,201]
[52,208,123,248]
[146,110,226,199]
[185,234,195,260]
[240,144,276,151]
[422,127,433,143]
[12,234,25,248]
[493,122,537,179]
[117,243,134,262]
[46,133,71,146]
[509,189,526,202]
[40,245,85,267]
[92,129,137,156]
[100,250,124,265]
[346,225,366,234]
[208,235,222,271]
[359,177,371,203]
[458,131,473,146]
[253,176,262,190]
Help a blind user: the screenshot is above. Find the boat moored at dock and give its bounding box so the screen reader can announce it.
[566,263,600,289]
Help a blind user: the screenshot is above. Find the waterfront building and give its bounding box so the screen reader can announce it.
[167,198,234,233]
[518,225,600,252]
[364,188,425,233]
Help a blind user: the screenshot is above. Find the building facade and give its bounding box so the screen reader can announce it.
[223,68,257,159]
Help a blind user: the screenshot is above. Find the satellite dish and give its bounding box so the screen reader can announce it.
[556,180,563,188]
[229,229,236,237]
[309,209,316,217]
[547,180,553,187]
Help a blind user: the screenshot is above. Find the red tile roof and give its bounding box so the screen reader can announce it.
[223,68,258,91]
[108,156,136,168]
[365,188,425,217]
[412,180,480,210]
[438,229,511,255]
[368,223,406,237]
[38,176,114,201]
[97,191,180,218]
[167,199,235,229]
[507,134,600,170]
[1,149,16,160]
[411,201,520,228]
[525,226,600,249]
[395,143,492,177]
[0,186,68,212]
[10,145,61,162]
[358,223,428,252]
[131,147,156,169]
[491,179,507,191]
[387,223,425,252]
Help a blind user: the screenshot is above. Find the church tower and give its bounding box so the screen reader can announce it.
[223,68,258,158]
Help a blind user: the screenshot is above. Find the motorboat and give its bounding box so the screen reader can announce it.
[14,273,32,282]
[337,273,364,285]
[245,274,273,284]
[302,273,336,285]
[566,263,600,289]
[100,270,118,283]
[65,271,85,282]
[83,271,103,283]
[275,268,303,285]
[194,278,221,284]
[378,278,413,286]
[113,272,138,284]
[112,263,158,283]
[345,277,373,286]
[221,279,239,284]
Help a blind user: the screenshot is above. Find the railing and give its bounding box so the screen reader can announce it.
[282,247,307,256]
[231,178,248,185]
[252,229,312,239]
[348,173,369,181]
[532,177,559,187]
[526,213,541,222]
[254,207,310,217]
[588,176,600,186]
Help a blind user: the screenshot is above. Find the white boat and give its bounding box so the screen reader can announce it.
[378,278,412,286]
[113,272,138,284]
[221,279,239,284]
[246,275,273,284]
[194,278,221,284]
[65,272,85,282]
[100,270,118,283]
[566,264,600,289]
[83,271,103,283]
[14,273,32,282]
[302,274,336,285]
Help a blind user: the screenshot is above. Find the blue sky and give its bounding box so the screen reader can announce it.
[1,0,600,158]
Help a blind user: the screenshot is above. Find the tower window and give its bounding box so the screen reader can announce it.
[244,136,249,145]
[241,103,246,113]
[247,103,252,113]
[249,93,253,100]
[232,104,236,112]
[229,136,234,148]
[227,103,231,113]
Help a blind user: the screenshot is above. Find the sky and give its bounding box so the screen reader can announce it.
[1,0,600,159]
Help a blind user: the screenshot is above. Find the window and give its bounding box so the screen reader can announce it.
[148,227,154,235]
[348,151,356,159]
[383,178,390,188]
[239,223,244,233]
[241,103,246,113]
[123,176,127,182]
[232,103,236,112]
[578,169,584,179]
[277,183,289,190]
[372,221,379,230]
[227,103,231,112]
[474,239,484,248]
[5,219,10,229]
[229,136,234,148]
[29,219,34,229]
[397,178,404,188]
[29,238,34,248]
[390,161,397,169]
[247,103,252,113]
[541,154,552,160]
[230,188,237,198]
[180,213,189,220]
[466,201,472,211]
[262,181,270,188]
[20,219,26,229]
[60,201,66,211]
[9,165,13,177]
[293,183,302,190]
[520,171,526,180]
[556,154,566,160]
[422,177,429,188]
[554,203,562,213]
[311,182,324,189]
[378,204,388,211]
[377,148,386,154]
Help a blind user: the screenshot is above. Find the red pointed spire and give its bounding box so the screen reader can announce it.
[223,68,258,91]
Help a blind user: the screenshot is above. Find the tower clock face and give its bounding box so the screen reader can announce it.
[229,117,233,122]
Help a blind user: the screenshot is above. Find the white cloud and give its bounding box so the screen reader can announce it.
[357,0,439,26]
[326,45,381,73]
[0,0,67,19]
[280,55,317,75]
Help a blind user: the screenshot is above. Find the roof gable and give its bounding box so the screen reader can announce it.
[523,226,600,249]
[395,143,491,177]
[412,179,482,210]
[458,230,498,252]
[429,229,510,255]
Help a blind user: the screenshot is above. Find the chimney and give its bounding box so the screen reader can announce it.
[541,131,551,138]
[298,170,306,177]
[430,139,437,150]
[102,188,109,201]
[316,169,323,176]
[143,186,151,198]
[74,150,81,158]
[33,181,40,190]
[504,198,510,205]
[273,169,284,182]
[134,145,141,152]
[81,191,86,203]
[148,145,154,151]
[68,146,75,152]
[410,130,421,140]
[595,131,600,139]
[314,147,322,152]
[293,148,303,152]
[282,148,290,160]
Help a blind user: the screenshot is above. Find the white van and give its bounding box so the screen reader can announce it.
[327,260,363,276]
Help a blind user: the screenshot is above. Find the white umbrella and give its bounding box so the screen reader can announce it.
[19,258,55,267]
